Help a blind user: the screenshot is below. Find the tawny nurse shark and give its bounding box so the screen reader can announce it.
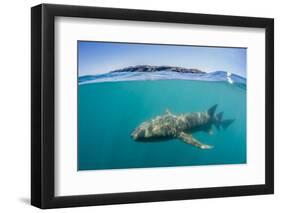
[131,105,234,149]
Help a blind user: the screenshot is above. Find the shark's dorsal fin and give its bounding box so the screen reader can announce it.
[165,109,172,115]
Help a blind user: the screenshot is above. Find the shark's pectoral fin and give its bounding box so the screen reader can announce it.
[178,132,213,149]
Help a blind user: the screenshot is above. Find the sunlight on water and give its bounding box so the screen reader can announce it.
[227,72,234,84]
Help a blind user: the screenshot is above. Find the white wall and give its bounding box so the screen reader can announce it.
[0,0,279,212]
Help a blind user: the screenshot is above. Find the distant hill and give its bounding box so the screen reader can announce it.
[111,65,205,74]
[79,65,246,89]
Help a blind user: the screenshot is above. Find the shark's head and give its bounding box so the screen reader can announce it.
[131,126,146,141]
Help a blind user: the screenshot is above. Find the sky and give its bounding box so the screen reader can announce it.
[78,41,247,77]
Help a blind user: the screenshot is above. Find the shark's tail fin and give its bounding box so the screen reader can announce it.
[221,119,235,130]
[208,105,235,130]
[214,111,235,130]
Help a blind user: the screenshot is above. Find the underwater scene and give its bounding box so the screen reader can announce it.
[78,42,247,171]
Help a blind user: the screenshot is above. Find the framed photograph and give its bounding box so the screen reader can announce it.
[31,4,274,209]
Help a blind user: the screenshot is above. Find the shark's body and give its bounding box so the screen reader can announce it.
[131,105,234,149]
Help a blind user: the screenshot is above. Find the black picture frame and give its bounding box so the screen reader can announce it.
[31,3,274,209]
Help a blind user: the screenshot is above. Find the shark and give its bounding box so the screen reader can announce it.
[131,105,234,149]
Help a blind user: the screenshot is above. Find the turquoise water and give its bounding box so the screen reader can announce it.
[78,80,246,170]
